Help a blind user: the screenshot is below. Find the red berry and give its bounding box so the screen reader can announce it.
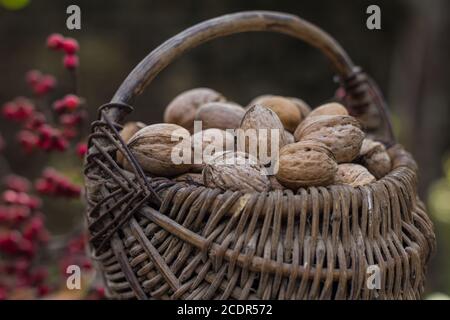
[37,284,51,297]
[10,206,31,223]
[76,143,88,158]
[95,286,105,299]
[25,112,46,130]
[0,231,21,254]
[2,190,18,203]
[23,217,43,240]
[16,192,31,206]
[34,75,56,96]
[4,175,31,192]
[41,75,56,89]
[47,33,64,50]
[28,196,42,210]
[25,70,42,86]
[54,136,69,152]
[82,258,93,270]
[52,99,66,113]
[63,94,80,111]
[62,127,77,140]
[62,38,79,54]
[63,54,79,70]
[17,130,38,153]
[19,238,35,256]
[2,102,17,120]
[38,125,53,139]
[37,285,51,297]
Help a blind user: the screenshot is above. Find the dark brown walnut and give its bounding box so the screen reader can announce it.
[194,102,245,131]
[124,123,192,177]
[163,88,225,132]
[249,95,302,133]
[116,121,146,166]
[359,139,392,179]
[202,151,270,193]
[308,102,349,118]
[239,104,289,160]
[294,115,364,163]
[191,128,235,172]
[334,163,375,187]
[276,140,337,189]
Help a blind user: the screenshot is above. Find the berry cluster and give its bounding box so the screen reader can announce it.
[25,70,57,97]
[0,175,51,299]
[59,234,92,273]
[46,34,79,70]
[2,98,35,122]
[17,125,69,153]
[35,168,81,198]
[0,33,96,299]
[1,34,86,157]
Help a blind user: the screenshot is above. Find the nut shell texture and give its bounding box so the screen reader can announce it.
[294,115,364,163]
[250,95,302,132]
[276,140,337,189]
[202,151,269,193]
[308,102,349,118]
[239,104,288,160]
[359,139,392,179]
[163,88,225,132]
[125,123,192,177]
[195,102,245,130]
[334,163,376,187]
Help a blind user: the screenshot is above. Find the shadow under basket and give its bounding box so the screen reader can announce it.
[84,11,436,300]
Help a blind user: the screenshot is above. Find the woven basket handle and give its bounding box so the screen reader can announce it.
[106,11,395,144]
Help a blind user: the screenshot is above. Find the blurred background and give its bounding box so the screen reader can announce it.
[0,0,449,299]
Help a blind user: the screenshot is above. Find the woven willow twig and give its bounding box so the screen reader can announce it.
[84,11,435,300]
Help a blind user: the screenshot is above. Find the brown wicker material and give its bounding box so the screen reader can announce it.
[84,11,435,300]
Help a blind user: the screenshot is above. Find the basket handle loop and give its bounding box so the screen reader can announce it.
[106,11,394,144]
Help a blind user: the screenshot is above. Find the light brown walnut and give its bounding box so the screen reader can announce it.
[276,140,337,189]
[194,102,245,131]
[124,123,192,177]
[334,163,376,187]
[202,151,270,193]
[163,88,225,132]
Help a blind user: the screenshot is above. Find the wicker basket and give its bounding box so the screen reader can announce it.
[84,11,436,300]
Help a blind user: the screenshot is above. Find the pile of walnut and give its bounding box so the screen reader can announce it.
[116,88,392,193]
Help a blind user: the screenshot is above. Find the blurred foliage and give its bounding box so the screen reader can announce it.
[429,154,450,224]
[0,0,29,11]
